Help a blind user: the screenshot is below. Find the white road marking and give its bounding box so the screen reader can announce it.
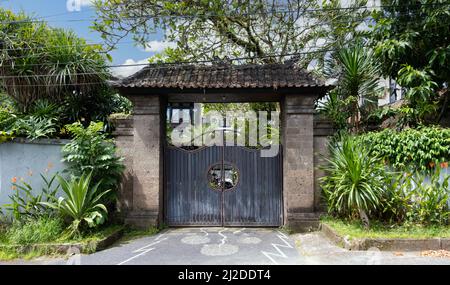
[117,234,168,265]
[261,232,294,265]
[233,228,246,234]
[200,228,209,236]
[218,229,227,246]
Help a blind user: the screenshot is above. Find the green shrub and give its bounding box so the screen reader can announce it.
[320,135,391,226]
[0,130,14,143]
[317,89,350,131]
[61,89,132,131]
[12,116,57,140]
[0,106,17,131]
[384,167,450,226]
[29,99,61,120]
[4,217,63,245]
[42,172,111,237]
[3,173,59,221]
[0,9,109,112]
[357,126,450,171]
[62,121,124,192]
[0,96,17,139]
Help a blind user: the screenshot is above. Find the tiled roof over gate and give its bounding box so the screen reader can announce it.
[112,63,329,89]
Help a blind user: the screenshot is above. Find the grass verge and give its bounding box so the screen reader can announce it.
[0,224,124,261]
[321,216,450,239]
[119,225,162,242]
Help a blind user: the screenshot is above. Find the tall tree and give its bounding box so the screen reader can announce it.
[92,0,372,66]
[0,9,110,112]
[371,0,450,125]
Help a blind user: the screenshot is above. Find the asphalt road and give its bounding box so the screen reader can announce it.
[61,228,302,265]
[2,228,450,265]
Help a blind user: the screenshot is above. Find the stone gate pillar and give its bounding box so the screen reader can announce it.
[112,117,134,215]
[313,116,334,212]
[121,94,162,228]
[282,94,319,231]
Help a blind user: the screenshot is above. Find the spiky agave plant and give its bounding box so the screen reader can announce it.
[41,171,110,237]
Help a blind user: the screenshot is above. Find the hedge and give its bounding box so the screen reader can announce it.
[357,126,450,171]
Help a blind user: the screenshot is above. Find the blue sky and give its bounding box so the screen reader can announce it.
[0,0,170,77]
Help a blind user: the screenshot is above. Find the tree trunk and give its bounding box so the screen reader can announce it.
[359,209,370,229]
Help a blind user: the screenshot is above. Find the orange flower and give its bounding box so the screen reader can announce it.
[11,177,17,183]
[11,185,17,191]
[441,162,449,169]
[429,162,436,168]
[28,170,33,177]
[47,162,54,169]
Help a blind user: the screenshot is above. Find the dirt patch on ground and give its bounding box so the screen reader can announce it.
[420,250,450,258]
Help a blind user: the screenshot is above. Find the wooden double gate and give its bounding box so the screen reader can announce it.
[164,144,283,226]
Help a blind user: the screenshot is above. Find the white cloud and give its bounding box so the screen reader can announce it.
[111,58,149,78]
[144,40,177,53]
[79,0,95,6]
[66,0,95,12]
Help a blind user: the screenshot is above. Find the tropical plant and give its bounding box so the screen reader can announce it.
[29,99,61,120]
[3,173,60,221]
[62,121,124,192]
[41,172,111,237]
[364,107,398,128]
[0,130,13,143]
[0,99,59,141]
[324,45,382,131]
[357,126,450,171]
[0,9,110,112]
[11,116,57,140]
[61,88,132,130]
[320,135,390,227]
[384,167,450,226]
[0,107,16,129]
[405,168,450,225]
[371,0,450,125]
[317,89,350,131]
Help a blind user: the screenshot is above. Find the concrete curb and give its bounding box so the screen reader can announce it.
[321,223,450,251]
[0,227,124,255]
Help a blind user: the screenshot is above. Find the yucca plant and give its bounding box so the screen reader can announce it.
[324,45,381,131]
[41,172,111,237]
[320,136,390,228]
[317,89,351,131]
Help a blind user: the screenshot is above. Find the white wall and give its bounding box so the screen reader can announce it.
[0,139,68,209]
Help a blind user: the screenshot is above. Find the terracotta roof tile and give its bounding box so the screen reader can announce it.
[112,63,330,89]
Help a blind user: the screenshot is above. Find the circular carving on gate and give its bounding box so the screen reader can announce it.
[207,163,239,191]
